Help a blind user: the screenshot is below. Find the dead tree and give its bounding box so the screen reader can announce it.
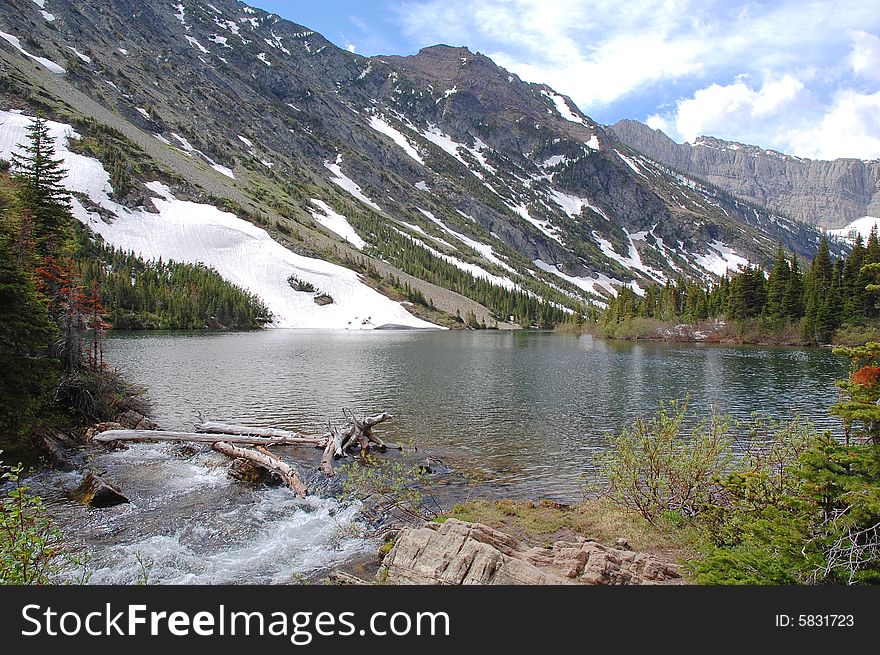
[320,411,394,477]
[93,410,397,493]
[212,441,308,498]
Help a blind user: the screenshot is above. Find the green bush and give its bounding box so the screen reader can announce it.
[596,400,733,525]
[0,461,62,585]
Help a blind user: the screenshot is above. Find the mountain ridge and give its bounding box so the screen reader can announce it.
[0,0,839,328]
[611,118,880,230]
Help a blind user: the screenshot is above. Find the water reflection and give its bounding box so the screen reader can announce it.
[104,331,847,500]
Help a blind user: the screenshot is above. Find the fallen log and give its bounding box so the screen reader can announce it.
[94,430,326,447]
[195,421,318,441]
[213,441,308,498]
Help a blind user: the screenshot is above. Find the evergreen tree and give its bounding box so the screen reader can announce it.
[843,234,866,321]
[0,230,57,455]
[763,245,791,325]
[10,117,72,258]
[783,253,803,320]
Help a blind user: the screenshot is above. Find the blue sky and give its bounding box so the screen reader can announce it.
[250,1,880,160]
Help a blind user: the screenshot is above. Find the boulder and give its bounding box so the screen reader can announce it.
[381,518,680,585]
[73,473,130,508]
[41,433,80,471]
[116,410,157,431]
[228,458,283,486]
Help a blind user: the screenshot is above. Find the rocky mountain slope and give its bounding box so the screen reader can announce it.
[611,119,880,231]
[0,0,837,327]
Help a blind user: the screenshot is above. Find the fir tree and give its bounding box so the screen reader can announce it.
[0,230,57,454]
[10,117,72,258]
[763,245,791,325]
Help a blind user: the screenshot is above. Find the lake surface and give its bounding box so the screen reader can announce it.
[31,330,848,584]
[102,330,847,497]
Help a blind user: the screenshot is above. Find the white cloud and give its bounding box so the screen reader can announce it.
[669,74,807,143]
[787,90,880,160]
[646,114,669,132]
[393,0,880,158]
[850,31,880,82]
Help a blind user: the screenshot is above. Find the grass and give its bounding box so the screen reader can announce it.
[435,498,700,561]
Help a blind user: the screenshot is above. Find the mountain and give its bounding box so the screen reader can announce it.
[0,0,836,328]
[611,119,880,231]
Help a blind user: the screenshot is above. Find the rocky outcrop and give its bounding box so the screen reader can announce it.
[380,518,680,585]
[611,119,880,229]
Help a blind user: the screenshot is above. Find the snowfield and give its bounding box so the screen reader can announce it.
[829,216,880,242]
[0,110,438,330]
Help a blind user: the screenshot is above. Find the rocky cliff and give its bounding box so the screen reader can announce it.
[611,119,880,230]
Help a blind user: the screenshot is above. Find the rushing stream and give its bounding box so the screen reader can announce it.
[29,330,848,584]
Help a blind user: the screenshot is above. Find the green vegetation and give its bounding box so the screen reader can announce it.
[315,191,587,328]
[78,233,270,330]
[340,454,442,523]
[0,463,63,585]
[595,392,879,584]
[437,498,695,554]
[602,235,878,345]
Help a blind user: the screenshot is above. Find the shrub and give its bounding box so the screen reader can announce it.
[596,400,733,525]
[287,275,315,293]
[0,461,63,585]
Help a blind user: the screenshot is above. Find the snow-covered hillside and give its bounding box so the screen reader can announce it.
[828,216,880,242]
[0,110,438,330]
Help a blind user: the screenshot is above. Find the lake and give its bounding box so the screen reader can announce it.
[31,330,848,584]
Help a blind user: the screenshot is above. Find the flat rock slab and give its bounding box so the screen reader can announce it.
[381,518,680,585]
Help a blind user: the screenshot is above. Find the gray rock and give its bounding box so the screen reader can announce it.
[611,119,880,230]
[381,518,680,585]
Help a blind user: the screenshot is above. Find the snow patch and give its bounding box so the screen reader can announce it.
[309,199,366,249]
[692,240,749,277]
[510,203,563,244]
[402,223,517,291]
[828,216,880,242]
[67,46,91,63]
[0,31,65,74]
[136,107,151,120]
[324,156,381,212]
[185,36,210,54]
[533,260,626,298]
[540,89,587,126]
[237,134,253,148]
[173,3,189,29]
[592,229,665,282]
[208,34,231,48]
[614,149,647,178]
[415,181,430,191]
[368,114,424,165]
[0,110,434,330]
[257,52,271,66]
[547,188,609,221]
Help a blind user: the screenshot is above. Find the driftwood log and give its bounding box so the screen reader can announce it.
[93,430,326,447]
[320,412,394,477]
[213,441,308,498]
[94,410,397,495]
[195,421,322,441]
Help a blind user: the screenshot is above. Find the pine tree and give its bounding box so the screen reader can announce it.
[763,245,791,326]
[10,116,72,258]
[843,234,867,320]
[0,230,57,454]
[783,253,803,320]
